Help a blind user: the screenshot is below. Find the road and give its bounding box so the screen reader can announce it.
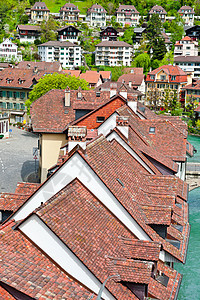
[0,126,39,193]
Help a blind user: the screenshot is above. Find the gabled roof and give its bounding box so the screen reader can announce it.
[57,25,81,32]
[63,69,81,77]
[118,73,144,86]
[178,6,195,13]
[17,24,41,31]
[30,89,110,133]
[116,5,139,14]
[31,1,50,11]
[0,220,92,299]
[146,65,187,83]
[16,61,62,72]
[79,71,103,85]
[38,40,77,47]
[149,5,167,14]
[0,68,45,89]
[96,41,132,47]
[14,182,40,195]
[59,2,80,12]
[0,193,27,211]
[87,4,107,13]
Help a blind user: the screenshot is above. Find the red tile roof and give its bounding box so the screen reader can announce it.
[87,4,107,13]
[99,71,111,80]
[0,193,27,211]
[31,1,50,11]
[146,65,187,83]
[59,2,80,12]
[79,71,102,85]
[63,69,81,77]
[16,61,61,72]
[149,5,167,14]
[178,6,195,13]
[116,5,139,14]
[17,24,41,31]
[30,89,110,133]
[0,220,92,299]
[15,182,40,195]
[118,73,144,86]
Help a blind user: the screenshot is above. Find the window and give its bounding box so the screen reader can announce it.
[96,116,105,123]
[171,75,176,80]
[160,75,166,80]
[96,92,100,97]
[20,92,25,99]
[149,127,155,133]
[150,75,155,80]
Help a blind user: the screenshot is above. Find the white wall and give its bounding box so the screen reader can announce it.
[19,214,115,300]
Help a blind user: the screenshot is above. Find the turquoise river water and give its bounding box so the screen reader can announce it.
[175,135,200,299]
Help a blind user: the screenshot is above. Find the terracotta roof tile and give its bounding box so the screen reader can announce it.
[0,221,92,299]
[15,182,40,195]
[118,73,144,86]
[0,193,27,211]
[16,61,61,72]
[149,5,167,14]
[79,71,102,84]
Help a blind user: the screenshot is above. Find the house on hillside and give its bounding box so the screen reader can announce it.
[116,5,140,27]
[178,6,195,26]
[118,72,145,94]
[38,41,82,69]
[59,3,80,22]
[16,25,41,43]
[86,4,107,27]
[174,36,198,57]
[95,41,132,67]
[185,25,200,41]
[0,38,22,62]
[57,25,81,43]
[100,26,119,41]
[174,56,200,78]
[149,5,167,22]
[30,1,50,23]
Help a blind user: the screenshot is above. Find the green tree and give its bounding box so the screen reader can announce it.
[25,73,89,113]
[40,17,58,43]
[169,15,184,45]
[119,27,135,45]
[111,66,124,81]
[133,53,150,74]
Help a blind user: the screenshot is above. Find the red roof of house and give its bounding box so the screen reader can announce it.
[0,220,92,299]
[16,61,61,72]
[59,2,80,12]
[0,193,27,211]
[118,73,144,86]
[99,70,111,80]
[30,89,111,133]
[63,69,81,77]
[79,71,102,85]
[178,6,195,13]
[116,5,139,14]
[87,4,107,13]
[149,5,167,14]
[181,36,192,41]
[146,65,187,83]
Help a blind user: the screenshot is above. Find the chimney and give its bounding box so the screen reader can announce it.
[68,126,87,153]
[33,66,38,73]
[116,116,129,139]
[64,89,70,106]
[27,63,31,69]
[129,81,132,88]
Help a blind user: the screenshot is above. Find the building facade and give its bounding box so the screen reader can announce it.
[0,38,22,62]
[16,25,41,43]
[174,56,200,78]
[100,26,119,41]
[59,3,80,22]
[38,41,82,69]
[146,65,188,107]
[149,5,167,22]
[0,113,9,138]
[95,41,132,67]
[178,6,195,26]
[86,4,107,27]
[116,5,140,27]
[174,36,198,56]
[30,1,50,23]
[57,25,81,43]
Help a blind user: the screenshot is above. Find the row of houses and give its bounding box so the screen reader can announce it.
[0,80,193,298]
[30,2,196,27]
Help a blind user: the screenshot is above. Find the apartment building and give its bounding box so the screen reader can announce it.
[174,36,198,56]
[100,26,119,41]
[116,5,140,27]
[149,5,167,22]
[16,25,41,43]
[30,2,50,23]
[182,78,200,104]
[59,3,80,22]
[38,41,82,69]
[57,25,81,43]
[178,6,195,26]
[174,56,200,78]
[0,38,22,62]
[86,4,107,27]
[146,65,188,107]
[95,41,132,67]
[0,68,45,123]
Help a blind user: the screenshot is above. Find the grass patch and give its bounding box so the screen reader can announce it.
[44,0,92,14]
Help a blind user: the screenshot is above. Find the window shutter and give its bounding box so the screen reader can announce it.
[16,92,20,98]
[16,103,20,109]
[3,91,6,97]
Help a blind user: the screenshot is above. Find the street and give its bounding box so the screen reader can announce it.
[0,126,39,193]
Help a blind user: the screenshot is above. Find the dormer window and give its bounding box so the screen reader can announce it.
[149,127,155,134]
[171,75,176,81]
[150,75,155,80]
[96,92,100,97]
[6,78,12,84]
[77,92,82,99]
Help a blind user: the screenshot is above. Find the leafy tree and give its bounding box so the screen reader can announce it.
[111,66,124,81]
[40,17,57,43]
[25,73,90,113]
[133,53,150,74]
[185,95,198,125]
[159,50,174,67]
[147,87,160,111]
[151,59,160,70]
[146,14,167,60]
[107,2,115,15]
[169,14,184,45]
[119,27,135,45]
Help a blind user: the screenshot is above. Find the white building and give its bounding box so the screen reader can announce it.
[95,41,132,67]
[174,36,198,57]
[116,5,140,27]
[86,4,107,27]
[174,56,200,78]
[0,38,22,62]
[0,113,9,139]
[178,6,195,26]
[38,41,82,69]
